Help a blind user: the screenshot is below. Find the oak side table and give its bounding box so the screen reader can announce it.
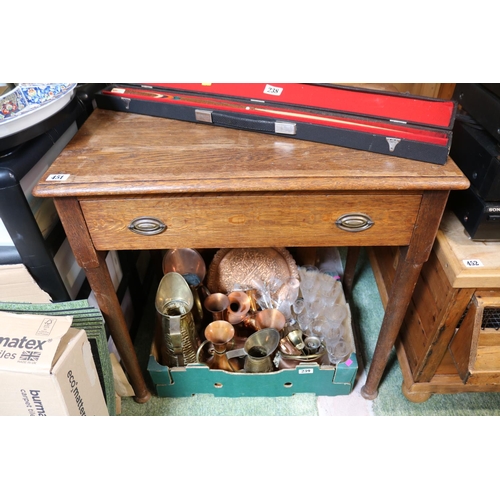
[33,109,469,403]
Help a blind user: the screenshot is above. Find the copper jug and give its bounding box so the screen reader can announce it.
[197,320,240,372]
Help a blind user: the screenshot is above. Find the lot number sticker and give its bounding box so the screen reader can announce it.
[263,84,283,96]
[463,259,484,268]
[298,368,313,374]
[46,174,70,181]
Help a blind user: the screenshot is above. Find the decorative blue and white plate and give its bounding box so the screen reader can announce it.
[0,83,77,138]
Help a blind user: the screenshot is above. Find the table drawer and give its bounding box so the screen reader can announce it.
[81,193,422,250]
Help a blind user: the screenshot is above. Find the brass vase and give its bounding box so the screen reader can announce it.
[204,293,230,321]
[155,272,198,367]
[162,248,209,335]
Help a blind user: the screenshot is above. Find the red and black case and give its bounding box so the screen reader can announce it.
[95,83,457,164]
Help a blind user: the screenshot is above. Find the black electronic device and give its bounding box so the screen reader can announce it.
[448,187,500,241]
[450,116,500,201]
[453,83,500,143]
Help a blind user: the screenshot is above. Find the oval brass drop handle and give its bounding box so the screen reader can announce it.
[335,213,374,232]
[128,216,167,235]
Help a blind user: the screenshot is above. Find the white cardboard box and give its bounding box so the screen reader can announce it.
[0,311,109,416]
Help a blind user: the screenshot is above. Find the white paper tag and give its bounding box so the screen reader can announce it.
[298,368,313,374]
[46,174,70,181]
[111,88,126,94]
[263,84,283,96]
[463,259,484,268]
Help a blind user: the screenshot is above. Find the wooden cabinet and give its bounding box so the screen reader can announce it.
[340,83,456,99]
[369,210,500,402]
[391,83,456,99]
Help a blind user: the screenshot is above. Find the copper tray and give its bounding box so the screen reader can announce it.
[206,248,299,294]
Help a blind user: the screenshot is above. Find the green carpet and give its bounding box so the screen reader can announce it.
[120,392,318,416]
[350,249,500,416]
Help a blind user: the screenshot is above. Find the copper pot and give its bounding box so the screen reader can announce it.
[277,345,327,369]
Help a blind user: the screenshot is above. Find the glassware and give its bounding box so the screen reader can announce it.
[267,276,284,305]
[297,311,312,333]
[250,278,272,310]
[292,298,305,316]
[319,273,335,296]
[310,317,330,339]
[277,299,293,321]
[325,303,347,329]
[326,339,352,365]
[277,277,300,305]
[324,324,345,345]
[325,280,343,305]
[308,295,327,320]
[298,265,318,296]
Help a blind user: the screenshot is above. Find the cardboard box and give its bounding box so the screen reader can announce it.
[0,264,52,303]
[148,288,358,398]
[0,311,108,416]
[148,354,358,398]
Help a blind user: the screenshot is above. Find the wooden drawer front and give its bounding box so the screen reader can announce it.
[81,193,422,250]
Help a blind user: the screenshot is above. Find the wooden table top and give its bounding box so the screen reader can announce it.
[33,109,469,198]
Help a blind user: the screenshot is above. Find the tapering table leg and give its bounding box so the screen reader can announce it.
[361,190,450,400]
[54,197,151,403]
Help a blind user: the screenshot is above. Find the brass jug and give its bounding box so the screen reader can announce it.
[155,272,198,367]
[162,248,209,335]
[227,328,280,373]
